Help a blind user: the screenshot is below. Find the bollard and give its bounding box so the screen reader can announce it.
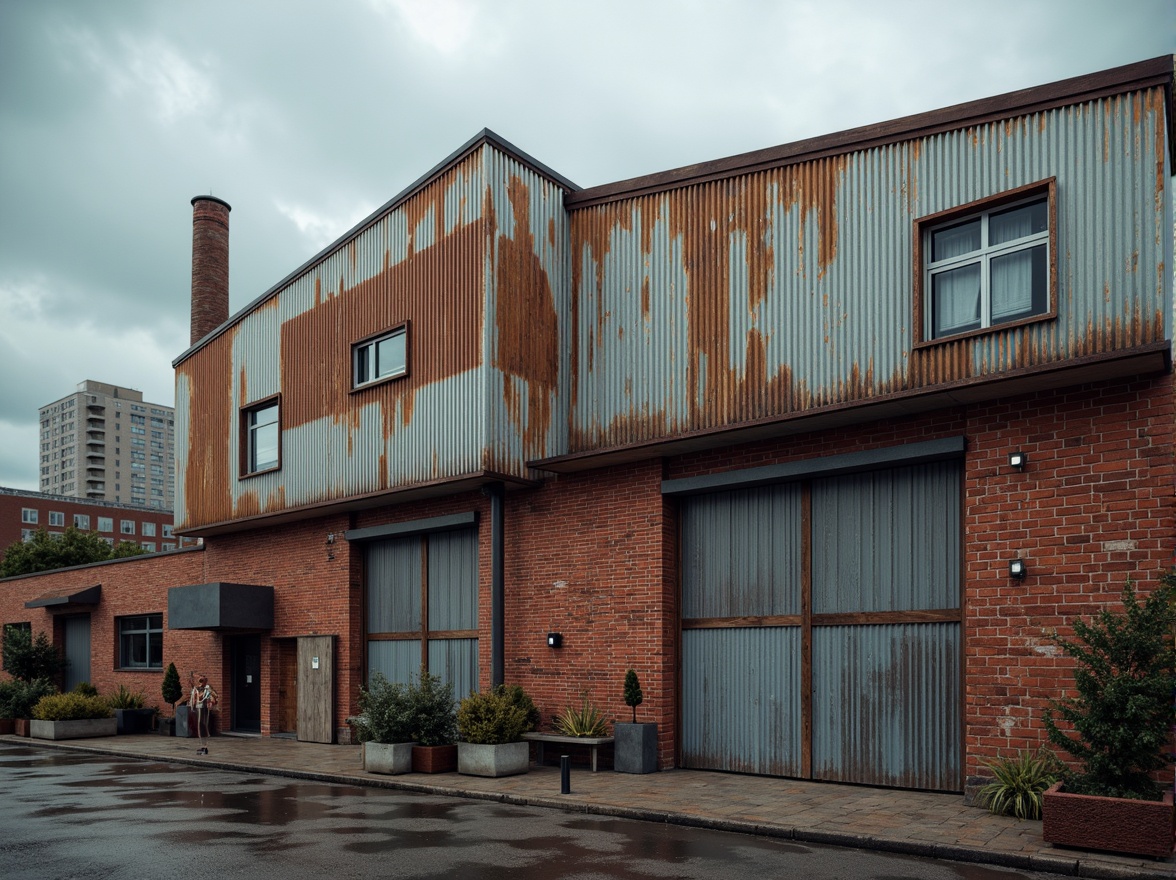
[560,755,571,794]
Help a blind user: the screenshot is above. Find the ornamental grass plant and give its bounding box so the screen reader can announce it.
[977,749,1062,820]
[552,691,610,737]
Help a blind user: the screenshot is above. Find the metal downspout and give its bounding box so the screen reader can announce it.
[484,482,505,687]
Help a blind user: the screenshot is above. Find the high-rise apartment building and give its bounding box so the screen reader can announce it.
[38,381,176,510]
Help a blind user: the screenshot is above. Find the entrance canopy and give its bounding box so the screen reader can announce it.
[167,582,273,631]
[25,584,101,611]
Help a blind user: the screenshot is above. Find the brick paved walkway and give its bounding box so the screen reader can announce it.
[3,733,1170,879]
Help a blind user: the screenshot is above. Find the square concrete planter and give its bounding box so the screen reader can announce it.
[175,705,193,738]
[614,722,659,774]
[457,741,530,777]
[363,741,417,775]
[115,708,157,735]
[31,718,117,740]
[412,744,458,773]
[1042,781,1175,859]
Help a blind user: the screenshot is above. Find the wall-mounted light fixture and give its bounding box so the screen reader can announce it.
[547,632,563,649]
[1008,451,1027,471]
[1008,558,1027,579]
[326,532,336,561]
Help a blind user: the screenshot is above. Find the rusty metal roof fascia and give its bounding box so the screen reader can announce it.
[567,55,1176,209]
[530,342,1171,474]
[174,128,579,368]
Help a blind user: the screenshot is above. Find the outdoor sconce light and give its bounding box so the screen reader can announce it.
[1008,558,1027,579]
[325,532,336,561]
[547,632,563,649]
[1008,451,1027,471]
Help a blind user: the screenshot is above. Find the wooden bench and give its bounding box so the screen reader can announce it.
[522,732,614,772]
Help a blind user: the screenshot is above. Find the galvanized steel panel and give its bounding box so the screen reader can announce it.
[365,538,421,633]
[427,529,478,631]
[681,485,802,618]
[427,638,478,700]
[811,461,960,613]
[681,626,802,775]
[367,639,420,685]
[812,623,960,791]
[569,87,1170,452]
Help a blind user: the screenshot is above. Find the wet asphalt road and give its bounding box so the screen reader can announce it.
[0,745,1058,880]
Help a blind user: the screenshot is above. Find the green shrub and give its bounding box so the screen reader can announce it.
[977,749,1062,820]
[72,681,99,697]
[457,687,532,745]
[553,692,610,737]
[32,692,112,721]
[354,674,414,744]
[107,685,146,710]
[493,683,539,733]
[2,628,64,683]
[161,663,182,710]
[0,678,57,718]
[1044,577,1176,800]
[623,669,644,723]
[407,668,457,747]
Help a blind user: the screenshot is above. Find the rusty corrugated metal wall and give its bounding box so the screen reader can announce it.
[568,87,1171,452]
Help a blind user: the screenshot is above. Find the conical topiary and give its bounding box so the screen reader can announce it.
[161,662,182,711]
[623,669,643,723]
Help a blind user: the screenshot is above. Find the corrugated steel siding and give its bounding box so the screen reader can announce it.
[681,626,802,776]
[483,145,571,473]
[811,462,960,613]
[812,623,960,790]
[569,87,1169,452]
[681,484,802,618]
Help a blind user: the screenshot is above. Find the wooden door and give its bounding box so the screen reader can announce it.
[297,636,334,744]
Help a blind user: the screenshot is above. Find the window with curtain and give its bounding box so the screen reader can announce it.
[922,189,1051,341]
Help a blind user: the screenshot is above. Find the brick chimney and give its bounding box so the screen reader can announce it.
[190,195,231,345]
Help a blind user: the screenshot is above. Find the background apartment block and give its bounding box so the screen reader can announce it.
[38,380,176,510]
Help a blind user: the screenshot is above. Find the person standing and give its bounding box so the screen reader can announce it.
[189,675,218,755]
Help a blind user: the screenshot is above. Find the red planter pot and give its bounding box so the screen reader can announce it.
[412,744,457,773]
[14,718,30,737]
[0,718,14,735]
[1042,781,1175,859]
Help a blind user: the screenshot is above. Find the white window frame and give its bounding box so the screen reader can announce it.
[21,508,37,524]
[97,517,113,533]
[120,519,135,535]
[916,179,1056,345]
[352,324,409,390]
[142,522,156,537]
[48,511,64,527]
[73,514,90,530]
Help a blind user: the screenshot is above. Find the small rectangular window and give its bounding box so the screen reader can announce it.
[162,524,175,538]
[118,614,163,669]
[73,514,90,530]
[97,517,113,532]
[121,519,135,535]
[142,522,156,537]
[241,397,280,476]
[21,508,38,524]
[353,325,408,389]
[142,541,156,552]
[49,511,64,526]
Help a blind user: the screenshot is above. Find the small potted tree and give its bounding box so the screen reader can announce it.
[456,684,536,777]
[354,673,416,775]
[614,669,658,773]
[158,663,182,735]
[2,628,63,736]
[0,678,56,736]
[1041,577,1176,858]
[109,685,155,734]
[407,667,458,773]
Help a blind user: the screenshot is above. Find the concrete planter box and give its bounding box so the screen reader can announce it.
[457,741,530,777]
[31,718,117,740]
[115,708,157,735]
[175,705,193,738]
[614,722,659,774]
[363,741,417,775]
[1042,781,1175,858]
[412,744,458,773]
[157,717,175,736]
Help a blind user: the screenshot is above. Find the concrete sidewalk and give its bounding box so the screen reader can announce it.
[3,733,1171,879]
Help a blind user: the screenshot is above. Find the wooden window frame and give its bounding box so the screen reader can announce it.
[239,393,282,479]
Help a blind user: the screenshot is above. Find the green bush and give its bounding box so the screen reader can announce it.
[72,681,99,697]
[1044,577,1176,800]
[457,686,534,745]
[0,678,57,718]
[161,663,182,710]
[977,749,1062,820]
[2,628,64,683]
[493,683,539,733]
[553,692,610,737]
[32,692,112,721]
[107,685,146,710]
[354,674,414,744]
[407,668,457,747]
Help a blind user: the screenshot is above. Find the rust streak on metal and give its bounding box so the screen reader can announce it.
[179,332,236,528]
[495,175,558,457]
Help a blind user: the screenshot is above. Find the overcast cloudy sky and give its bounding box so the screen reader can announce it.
[1,0,1173,493]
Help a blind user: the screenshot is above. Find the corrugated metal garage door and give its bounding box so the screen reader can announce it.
[680,461,961,791]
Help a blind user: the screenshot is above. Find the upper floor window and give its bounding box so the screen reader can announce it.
[73,514,90,530]
[353,325,408,390]
[97,517,113,532]
[48,511,64,526]
[21,508,37,524]
[121,519,135,535]
[142,522,156,537]
[242,397,280,476]
[917,180,1055,343]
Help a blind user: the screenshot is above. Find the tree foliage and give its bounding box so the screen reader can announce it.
[2,627,64,683]
[1044,576,1176,800]
[0,526,146,577]
[161,663,183,710]
[623,669,644,723]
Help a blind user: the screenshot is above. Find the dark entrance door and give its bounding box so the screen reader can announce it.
[231,634,262,733]
[61,616,91,692]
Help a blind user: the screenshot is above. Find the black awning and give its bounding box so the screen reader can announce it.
[167,582,274,631]
[25,585,101,610]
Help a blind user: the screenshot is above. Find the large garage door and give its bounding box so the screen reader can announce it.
[681,460,961,791]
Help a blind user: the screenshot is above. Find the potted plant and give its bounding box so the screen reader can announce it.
[108,685,155,735]
[407,667,458,773]
[614,669,658,773]
[552,691,610,738]
[976,749,1061,820]
[2,628,64,735]
[30,691,116,739]
[159,663,182,736]
[456,684,537,777]
[0,678,56,736]
[1041,577,1176,858]
[354,673,416,775]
